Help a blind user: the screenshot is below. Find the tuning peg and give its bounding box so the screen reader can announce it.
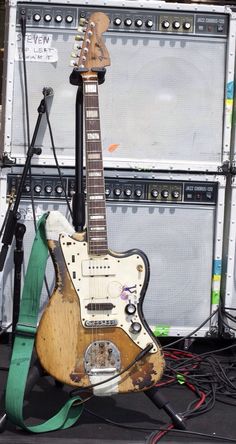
[75,34,84,41]
[71,51,78,58]
[79,17,87,26]
[70,59,78,67]
[77,26,85,33]
[73,42,81,50]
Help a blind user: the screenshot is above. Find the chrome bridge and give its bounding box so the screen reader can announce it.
[84,341,121,375]
[84,319,118,328]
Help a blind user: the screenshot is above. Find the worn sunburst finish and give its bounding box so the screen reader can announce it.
[36,231,164,394]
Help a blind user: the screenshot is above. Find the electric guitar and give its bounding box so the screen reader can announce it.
[36,12,164,395]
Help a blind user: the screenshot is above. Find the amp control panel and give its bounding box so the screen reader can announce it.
[16,3,229,37]
[7,175,218,205]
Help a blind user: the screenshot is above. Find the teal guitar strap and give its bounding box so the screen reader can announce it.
[5,213,84,432]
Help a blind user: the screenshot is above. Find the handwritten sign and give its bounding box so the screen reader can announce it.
[15,33,58,63]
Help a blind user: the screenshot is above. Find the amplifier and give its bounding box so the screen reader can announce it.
[0,0,235,172]
[0,169,226,337]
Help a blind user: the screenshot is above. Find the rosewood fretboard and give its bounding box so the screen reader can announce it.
[83,77,108,256]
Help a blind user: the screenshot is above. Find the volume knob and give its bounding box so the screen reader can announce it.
[125,303,136,315]
[130,322,142,334]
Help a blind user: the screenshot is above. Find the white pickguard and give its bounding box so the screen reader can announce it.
[60,234,157,353]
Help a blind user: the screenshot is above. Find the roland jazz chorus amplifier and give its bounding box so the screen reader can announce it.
[0,0,235,172]
[0,168,226,337]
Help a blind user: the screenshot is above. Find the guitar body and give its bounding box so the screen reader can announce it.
[36,12,164,395]
[36,227,164,395]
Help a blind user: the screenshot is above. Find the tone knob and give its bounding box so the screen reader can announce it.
[66,15,74,24]
[44,14,52,22]
[55,14,63,23]
[183,22,191,30]
[162,20,170,29]
[130,322,142,334]
[34,184,42,194]
[172,190,180,199]
[33,13,41,22]
[114,17,122,26]
[134,188,142,197]
[124,187,132,197]
[113,187,121,197]
[125,303,136,315]
[135,19,143,27]
[151,189,159,198]
[45,185,53,194]
[124,18,132,26]
[146,19,153,28]
[55,185,63,195]
[161,189,169,198]
[172,21,181,29]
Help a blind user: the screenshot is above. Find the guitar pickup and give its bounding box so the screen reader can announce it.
[85,303,115,311]
[82,259,115,276]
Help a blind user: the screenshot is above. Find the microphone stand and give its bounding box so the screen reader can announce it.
[0,89,52,432]
[69,67,186,431]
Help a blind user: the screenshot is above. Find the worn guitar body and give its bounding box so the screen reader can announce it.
[36,223,164,395]
[36,12,164,395]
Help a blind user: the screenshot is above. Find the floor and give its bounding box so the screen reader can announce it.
[0,338,236,444]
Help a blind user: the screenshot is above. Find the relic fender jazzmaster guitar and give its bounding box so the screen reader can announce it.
[36,12,165,395]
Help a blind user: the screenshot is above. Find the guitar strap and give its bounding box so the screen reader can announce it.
[5,213,84,433]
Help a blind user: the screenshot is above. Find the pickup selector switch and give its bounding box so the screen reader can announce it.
[125,303,136,315]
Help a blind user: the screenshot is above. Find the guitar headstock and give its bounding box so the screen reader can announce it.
[71,12,110,73]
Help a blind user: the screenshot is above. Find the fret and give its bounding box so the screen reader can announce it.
[84,79,108,255]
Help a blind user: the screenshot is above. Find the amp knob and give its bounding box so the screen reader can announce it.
[66,15,74,24]
[172,21,181,29]
[134,188,142,198]
[24,184,31,193]
[45,185,53,194]
[55,185,63,195]
[55,15,63,23]
[135,19,143,27]
[114,17,122,26]
[44,14,52,22]
[130,322,142,334]
[124,18,132,27]
[105,187,111,197]
[161,189,169,198]
[162,20,170,29]
[151,189,159,198]
[33,13,41,22]
[172,190,180,199]
[113,187,122,197]
[145,19,153,28]
[125,303,136,315]
[34,184,42,194]
[183,22,191,30]
[124,187,132,197]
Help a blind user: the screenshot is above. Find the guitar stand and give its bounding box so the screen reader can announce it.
[70,67,186,431]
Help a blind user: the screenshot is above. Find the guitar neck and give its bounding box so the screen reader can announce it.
[84,78,108,256]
